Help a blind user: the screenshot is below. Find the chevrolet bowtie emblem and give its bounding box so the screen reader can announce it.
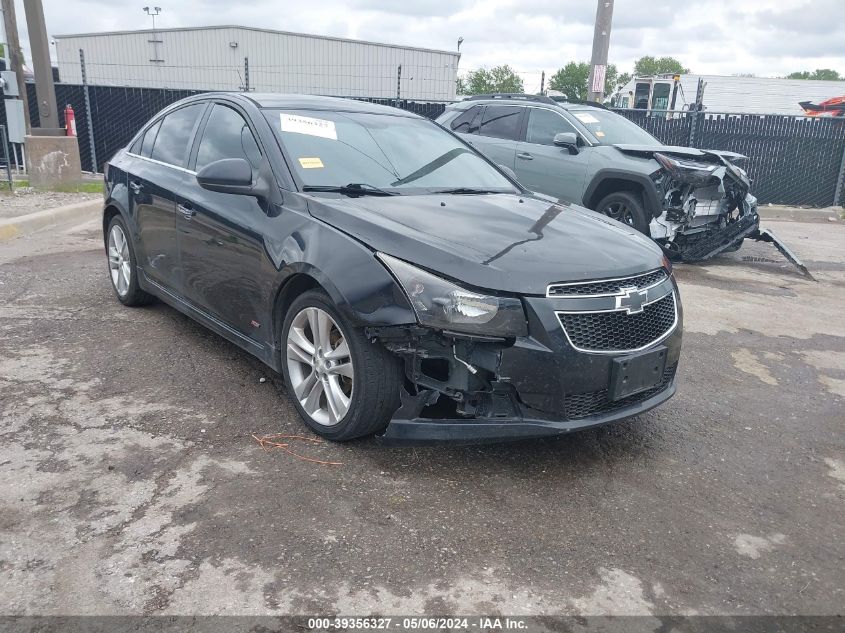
[615,286,648,314]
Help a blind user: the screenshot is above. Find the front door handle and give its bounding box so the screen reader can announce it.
[178,203,196,219]
[129,181,143,194]
[516,152,534,160]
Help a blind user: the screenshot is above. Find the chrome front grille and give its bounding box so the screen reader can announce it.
[547,269,667,297]
[551,269,678,354]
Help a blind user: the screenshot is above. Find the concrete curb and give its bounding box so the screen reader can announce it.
[0,199,101,242]
[757,205,842,223]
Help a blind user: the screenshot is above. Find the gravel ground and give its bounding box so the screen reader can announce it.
[0,217,842,619]
[0,188,101,219]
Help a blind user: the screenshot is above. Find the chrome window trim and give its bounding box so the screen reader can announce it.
[555,291,678,355]
[125,152,197,175]
[546,268,668,298]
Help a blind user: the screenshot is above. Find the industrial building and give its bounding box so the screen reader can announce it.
[53,25,460,100]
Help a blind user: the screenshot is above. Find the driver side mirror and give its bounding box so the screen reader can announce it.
[553,132,580,155]
[197,158,265,198]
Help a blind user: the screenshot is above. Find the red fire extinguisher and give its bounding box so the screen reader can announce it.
[64,104,77,137]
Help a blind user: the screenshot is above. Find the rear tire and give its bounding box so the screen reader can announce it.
[280,289,402,441]
[595,191,651,236]
[105,215,154,307]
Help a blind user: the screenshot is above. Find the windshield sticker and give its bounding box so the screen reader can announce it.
[595,130,606,137]
[298,157,325,169]
[280,114,337,140]
[573,112,600,124]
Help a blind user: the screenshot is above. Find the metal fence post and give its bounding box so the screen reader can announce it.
[834,144,845,207]
[244,57,250,92]
[687,109,698,147]
[79,48,98,173]
[1,126,11,190]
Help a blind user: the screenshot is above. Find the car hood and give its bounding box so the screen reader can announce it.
[614,143,747,164]
[305,193,663,295]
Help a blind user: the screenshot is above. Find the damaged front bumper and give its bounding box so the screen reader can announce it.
[649,151,761,262]
[368,273,683,445]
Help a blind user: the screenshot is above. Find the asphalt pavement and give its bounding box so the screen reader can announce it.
[0,215,842,617]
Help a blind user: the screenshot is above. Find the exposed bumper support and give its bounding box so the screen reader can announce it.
[676,211,760,262]
[751,227,816,281]
[378,381,677,446]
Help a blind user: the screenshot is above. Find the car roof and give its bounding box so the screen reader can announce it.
[234,93,421,117]
[448,95,605,113]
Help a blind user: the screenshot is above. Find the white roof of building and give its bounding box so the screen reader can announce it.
[52,24,460,58]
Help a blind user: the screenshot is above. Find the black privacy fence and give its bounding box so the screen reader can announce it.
[3,82,842,207]
[613,109,845,208]
[0,84,449,179]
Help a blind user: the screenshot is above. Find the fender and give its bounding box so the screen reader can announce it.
[264,208,418,365]
[582,168,662,218]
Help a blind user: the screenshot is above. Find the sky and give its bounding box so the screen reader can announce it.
[6,0,845,93]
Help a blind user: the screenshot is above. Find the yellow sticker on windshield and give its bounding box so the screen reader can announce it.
[595,130,605,137]
[298,157,324,169]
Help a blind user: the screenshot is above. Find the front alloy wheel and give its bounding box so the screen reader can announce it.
[286,306,354,426]
[280,290,402,441]
[595,191,650,235]
[603,201,636,226]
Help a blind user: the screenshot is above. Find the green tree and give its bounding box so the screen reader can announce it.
[632,56,689,76]
[457,65,524,95]
[786,69,842,80]
[549,62,620,101]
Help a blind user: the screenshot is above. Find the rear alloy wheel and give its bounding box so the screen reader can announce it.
[281,290,402,441]
[595,191,650,235]
[106,216,154,306]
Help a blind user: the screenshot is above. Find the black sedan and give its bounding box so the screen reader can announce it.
[103,93,682,444]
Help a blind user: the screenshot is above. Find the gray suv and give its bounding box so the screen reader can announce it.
[436,94,759,261]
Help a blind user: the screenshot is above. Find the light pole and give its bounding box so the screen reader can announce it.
[143,6,161,29]
[143,6,163,64]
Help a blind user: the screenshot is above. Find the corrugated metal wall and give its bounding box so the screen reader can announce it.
[54,26,459,100]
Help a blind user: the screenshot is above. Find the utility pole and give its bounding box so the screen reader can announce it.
[587,0,614,103]
[540,70,545,95]
[395,64,401,107]
[1,0,31,134]
[24,0,59,129]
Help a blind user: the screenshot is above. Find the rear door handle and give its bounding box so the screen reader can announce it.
[129,181,143,194]
[517,152,534,160]
[178,203,196,219]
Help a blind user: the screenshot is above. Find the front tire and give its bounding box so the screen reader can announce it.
[281,290,402,441]
[595,191,651,236]
[106,215,154,306]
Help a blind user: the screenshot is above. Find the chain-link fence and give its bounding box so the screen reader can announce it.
[613,109,845,207]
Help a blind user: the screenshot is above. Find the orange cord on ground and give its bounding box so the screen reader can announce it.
[251,433,343,466]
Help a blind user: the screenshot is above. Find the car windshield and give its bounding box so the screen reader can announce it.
[264,108,518,195]
[569,109,662,146]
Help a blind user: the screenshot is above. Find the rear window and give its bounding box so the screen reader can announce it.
[150,104,205,167]
[449,106,482,134]
[478,105,522,141]
[139,120,161,158]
